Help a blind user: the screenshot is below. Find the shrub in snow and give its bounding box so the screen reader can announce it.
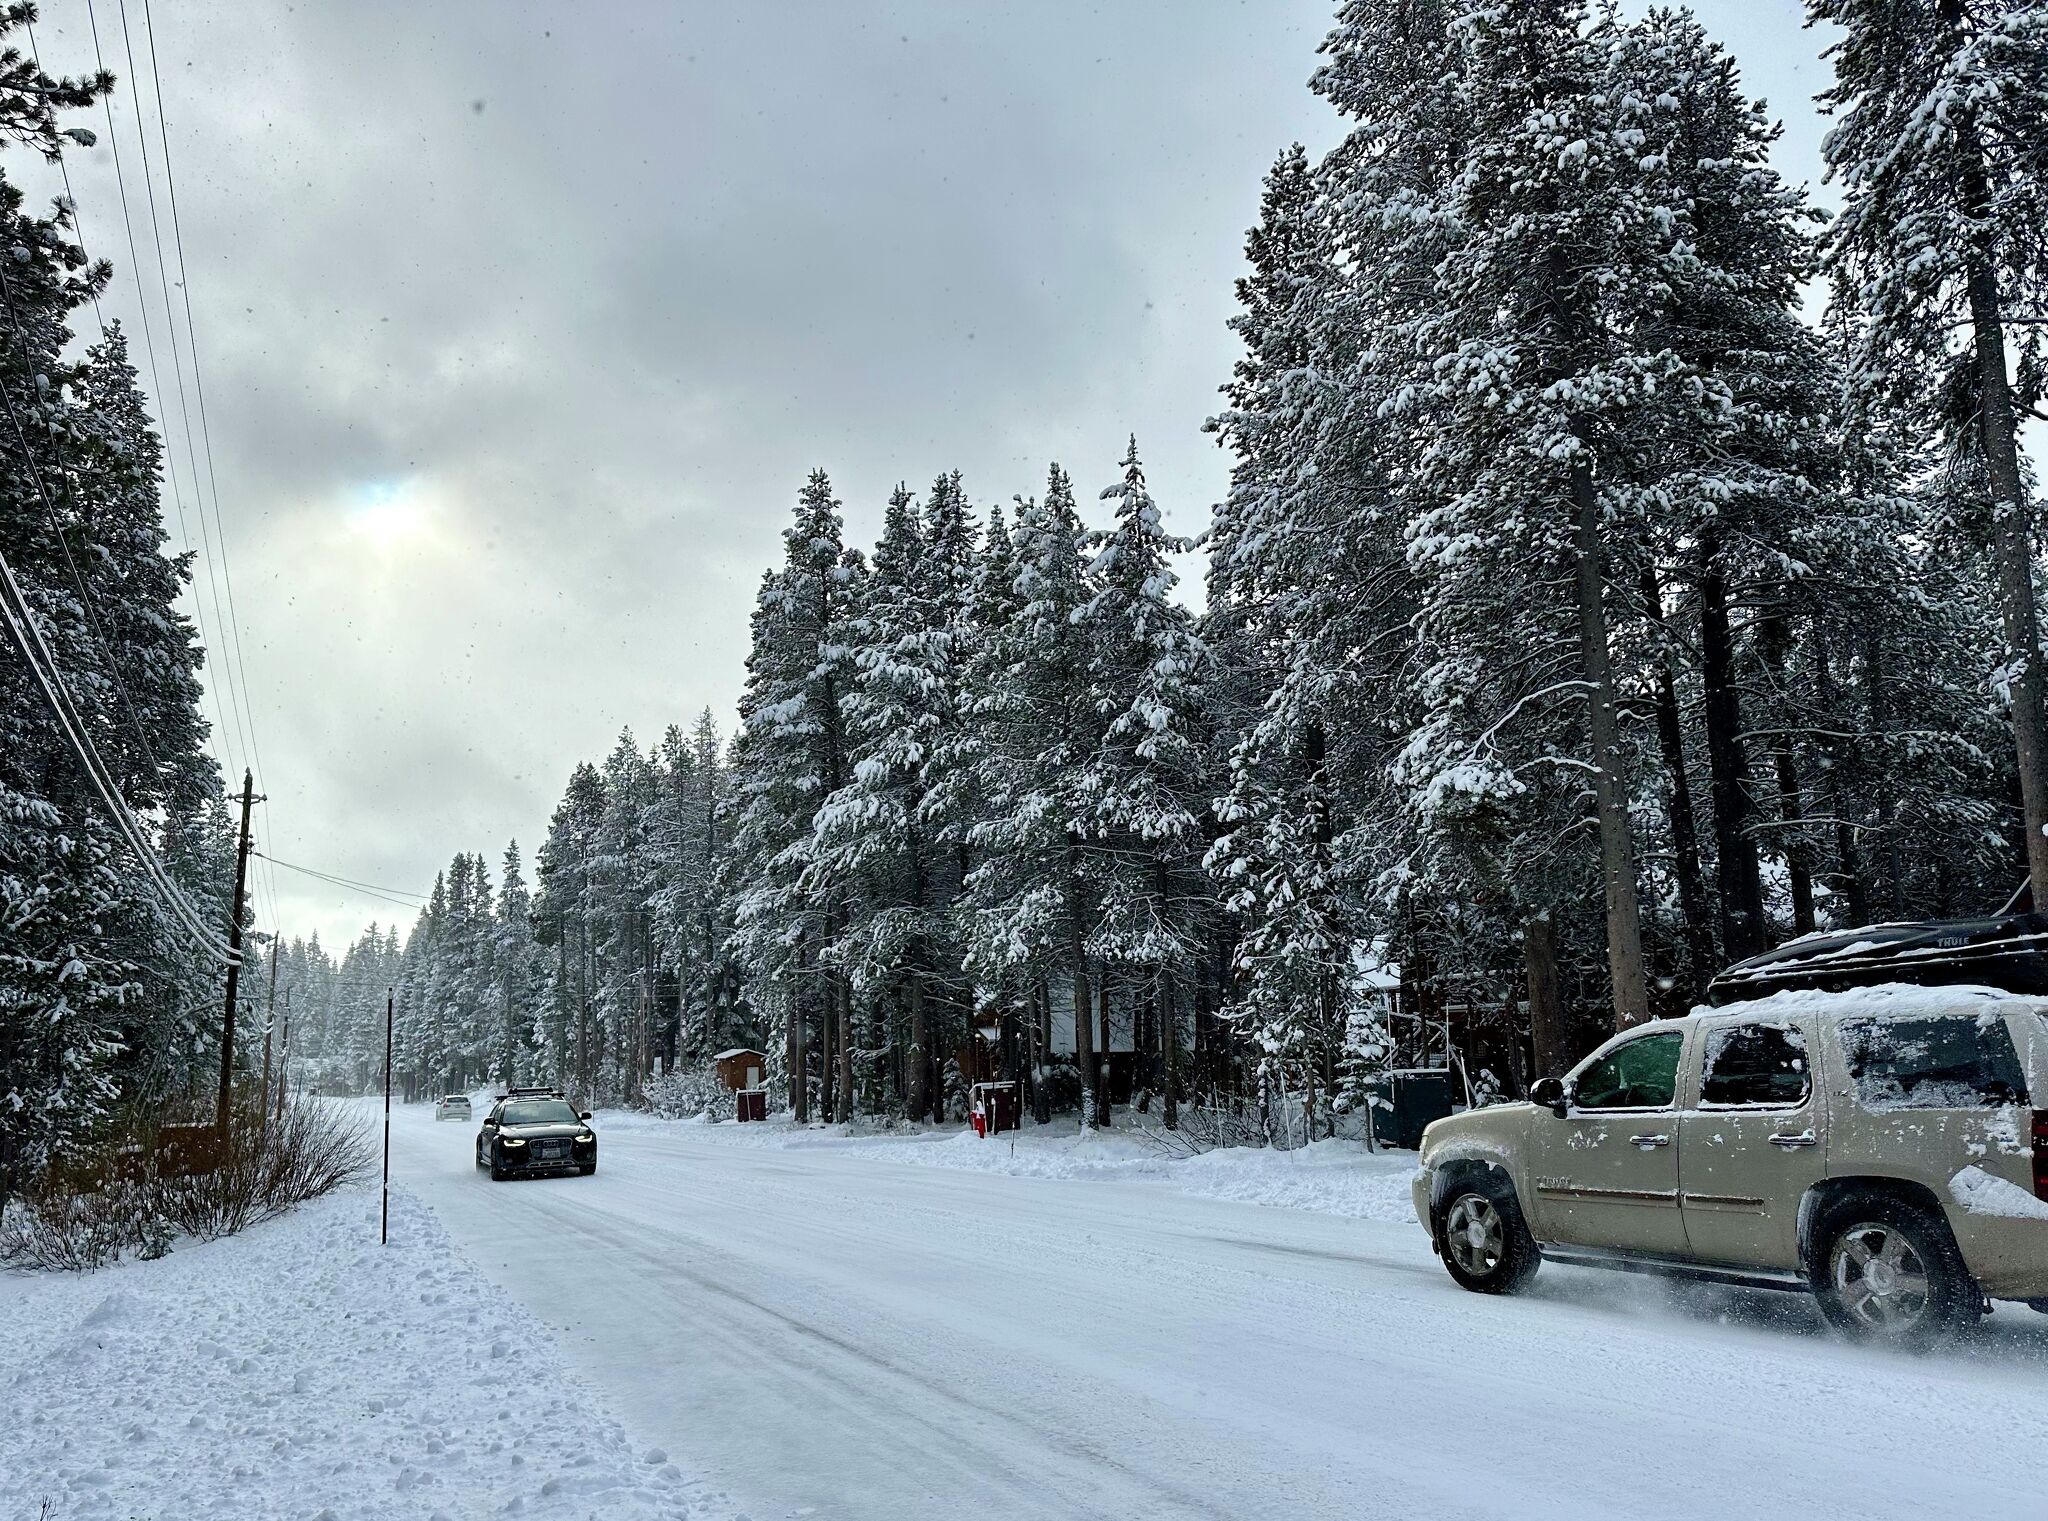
[159,1100,375,1242]
[642,1069,726,1120]
[0,1099,372,1272]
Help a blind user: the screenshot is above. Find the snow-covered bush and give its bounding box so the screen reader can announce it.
[642,1069,726,1120]
[1035,1062,1082,1117]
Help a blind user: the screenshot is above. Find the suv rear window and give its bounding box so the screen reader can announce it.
[1701,1021,1809,1108]
[1838,1016,2029,1111]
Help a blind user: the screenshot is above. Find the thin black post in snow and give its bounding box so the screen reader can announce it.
[381,987,394,1246]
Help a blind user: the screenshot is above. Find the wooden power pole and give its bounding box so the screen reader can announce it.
[258,936,280,1132]
[215,769,259,1136]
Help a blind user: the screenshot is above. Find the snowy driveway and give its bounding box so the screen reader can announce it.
[390,1106,2048,1521]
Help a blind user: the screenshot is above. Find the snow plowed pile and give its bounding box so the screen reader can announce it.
[0,1186,730,1521]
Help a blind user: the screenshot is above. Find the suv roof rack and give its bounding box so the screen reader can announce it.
[1708,903,2048,1004]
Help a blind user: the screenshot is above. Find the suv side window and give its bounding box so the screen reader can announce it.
[1572,1031,1684,1111]
[1700,1021,1809,1109]
[1838,1015,2029,1111]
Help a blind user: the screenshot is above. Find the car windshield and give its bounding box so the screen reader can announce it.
[500,1100,579,1126]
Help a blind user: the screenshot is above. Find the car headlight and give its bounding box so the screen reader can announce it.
[502,1136,526,1147]
[575,1131,594,1143]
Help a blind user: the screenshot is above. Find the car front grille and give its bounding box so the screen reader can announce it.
[532,1139,570,1162]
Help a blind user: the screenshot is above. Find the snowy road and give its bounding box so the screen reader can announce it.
[389,1106,2048,1521]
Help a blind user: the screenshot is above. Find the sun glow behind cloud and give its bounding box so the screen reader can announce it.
[345,477,434,549]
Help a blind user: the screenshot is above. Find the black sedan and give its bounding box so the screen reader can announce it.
[475,1094,597,1180]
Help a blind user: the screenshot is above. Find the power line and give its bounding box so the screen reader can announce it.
[254,851,430,911]
[75,0,236,800]
[0,251,172,793]
[133,0,284,939]
[0,544,237,962]
[46,9,280,955]
[67,0,281,943]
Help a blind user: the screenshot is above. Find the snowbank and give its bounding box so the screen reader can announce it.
[611,1110,1423,1224]
[0,1185,729,1521]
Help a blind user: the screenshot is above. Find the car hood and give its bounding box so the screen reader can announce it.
[1420,1103,1534,1157]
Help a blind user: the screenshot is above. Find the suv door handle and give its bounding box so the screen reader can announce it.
[1769,1130,1818,1148]
[1628,1133,1671,1149]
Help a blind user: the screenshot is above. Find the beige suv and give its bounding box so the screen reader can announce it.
[1412,984,2048,1343]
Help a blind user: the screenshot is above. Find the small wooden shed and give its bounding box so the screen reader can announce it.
[713,1048,767,1092]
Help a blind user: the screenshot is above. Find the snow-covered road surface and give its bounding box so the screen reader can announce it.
[393,1105,2048,1521]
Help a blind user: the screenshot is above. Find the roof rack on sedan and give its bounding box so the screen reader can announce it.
[494,1085,569,1101]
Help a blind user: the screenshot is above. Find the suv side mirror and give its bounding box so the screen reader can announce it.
[1529,1076,1568,1116]
[579,1111,593,1121]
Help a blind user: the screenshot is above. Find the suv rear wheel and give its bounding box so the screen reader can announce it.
[1811,1189,1978,1346]
[1436,1175,1540,1295]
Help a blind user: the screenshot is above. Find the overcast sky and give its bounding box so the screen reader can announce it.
[23,0,1835,954]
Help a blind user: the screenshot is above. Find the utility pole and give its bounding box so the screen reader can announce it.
[215,769,259,1137]
[381,987,394,1246]
[258,937,280,1133]
[274,988,292,1127]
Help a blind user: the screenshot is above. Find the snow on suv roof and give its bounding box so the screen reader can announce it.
[1700,982,2045,1021]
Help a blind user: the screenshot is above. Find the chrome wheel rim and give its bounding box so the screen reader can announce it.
[1444,1193,1506,1278]
[1830,1223,1933,1333]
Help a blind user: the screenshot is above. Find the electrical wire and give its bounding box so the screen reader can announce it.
[74,0,237,804]
[0,545,237,962]
[133,0,284,937]
[253,851,430,911]
[27,12,278,959]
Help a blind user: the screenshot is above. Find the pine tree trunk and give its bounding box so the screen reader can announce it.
[1863,632,1905,919]
[836,975,854,1123]
[1525,913,1569,1079]
[788,934,808,1123]
[906,973,929,1123]
[1570,457,1650,1025]
[1034,978,1052,1125]
[1643,567,1716,994]
[1159,967,1179,1131]
[1972,258,2048,897]
[1068,881,1096,1130]
[1698,535,1765,962]
[1759,610,1817,939]
[1095,971,1113,1127]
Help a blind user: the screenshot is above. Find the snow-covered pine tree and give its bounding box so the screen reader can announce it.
[1815,0,2048,902]
[0,32,225,1206]
[811,481,948,1121]
[963,464,1108,1124]
[1075,440,1212,1128]
[729,471,860,1121]
[1396,0,1731,1030]
[494,841,540,1086]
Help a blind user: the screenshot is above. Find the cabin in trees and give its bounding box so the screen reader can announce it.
[713,1048,767,1091]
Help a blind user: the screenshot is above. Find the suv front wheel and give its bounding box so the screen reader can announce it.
[1810,1189,1978,1347]
[1436,1175,1541,1295]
